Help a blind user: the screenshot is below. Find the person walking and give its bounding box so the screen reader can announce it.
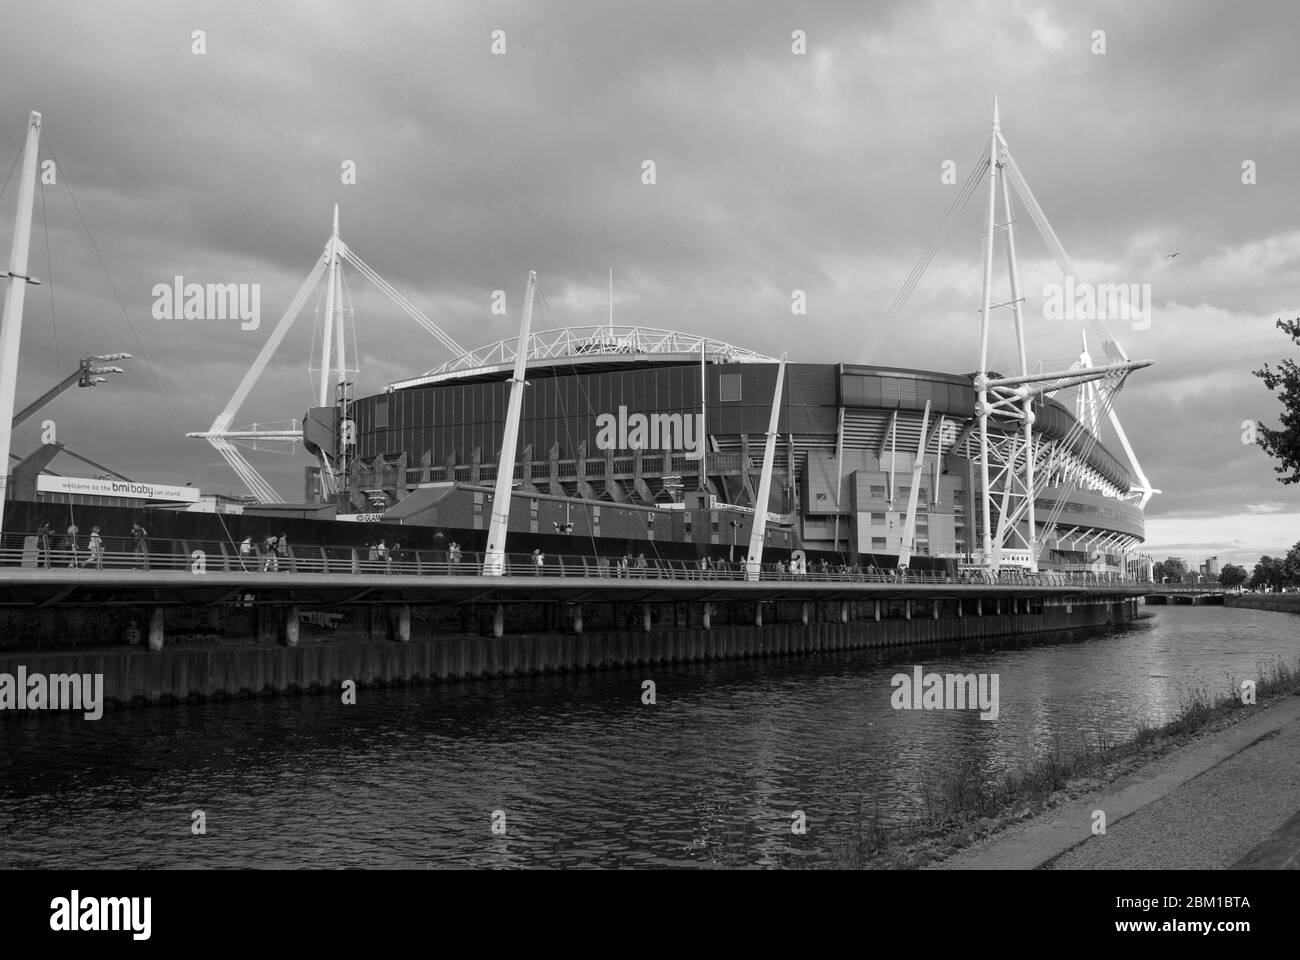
[131,523,149,570]
[239,536,253,571]
[276,532,289,573]
[375,539,388,574]
[35,519,52,568]
[87,526,104,570]
[65,523,80,568]
[532,548,544,576]
[262,533,279,572]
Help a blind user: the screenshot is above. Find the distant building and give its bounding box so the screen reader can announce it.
[1201,556,1220,579]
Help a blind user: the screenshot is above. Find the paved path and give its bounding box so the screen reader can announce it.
[935,695,1300,870]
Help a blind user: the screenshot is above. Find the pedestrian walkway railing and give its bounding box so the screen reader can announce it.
[0,532,1150,587]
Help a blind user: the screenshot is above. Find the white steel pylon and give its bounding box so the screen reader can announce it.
[483,270,537,577]
[971,99,1153,571]
[188,206,466,502]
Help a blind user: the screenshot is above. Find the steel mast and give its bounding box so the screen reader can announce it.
[483,270,537,576]
[744,353,786,580]
[0,111,42,539]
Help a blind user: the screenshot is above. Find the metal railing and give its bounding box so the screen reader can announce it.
[0,532,1148,587]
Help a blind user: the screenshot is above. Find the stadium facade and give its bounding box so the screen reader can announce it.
[309,325,1146,573]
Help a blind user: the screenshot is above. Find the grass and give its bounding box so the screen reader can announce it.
[826,656,1300,870]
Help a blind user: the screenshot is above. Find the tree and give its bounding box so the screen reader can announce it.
[1252,318,1300,484]
[1284,541,1300,585]
[1218,563,1248,588]
[1154,557,1187,583]
[1249,555,1288,591]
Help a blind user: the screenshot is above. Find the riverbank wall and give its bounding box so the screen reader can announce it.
[1225,593,1300,615]
[0,595,1140,709]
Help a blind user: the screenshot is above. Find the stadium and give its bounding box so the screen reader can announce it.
[313,324,1149,574]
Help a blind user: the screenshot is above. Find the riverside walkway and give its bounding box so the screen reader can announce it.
[0,535,1152,607]
[935,695,1300,870]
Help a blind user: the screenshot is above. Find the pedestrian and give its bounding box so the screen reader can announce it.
[65,523,80,568]
[87,526,104,570]
[376,539,388,573]
[262,533,279,572]
[131,522,149,570]
[276,532,289,572]
[533,548,544,576]
[35,519,52,568]
[635,553,647,577]
[239,535,253,571]
[390,541,402,574]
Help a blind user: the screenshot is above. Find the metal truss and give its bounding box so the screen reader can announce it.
[967,101,1152,571]
[397,325,777,389]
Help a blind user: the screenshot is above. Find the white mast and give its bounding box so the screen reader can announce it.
[483,270,537,576]
[745,353,786,580]
[699,336,707,489]
[0,111,42,538]
[974,98,1000,569]
[317,204,340,407]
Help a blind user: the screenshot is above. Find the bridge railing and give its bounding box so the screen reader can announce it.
[0,532,1149,587]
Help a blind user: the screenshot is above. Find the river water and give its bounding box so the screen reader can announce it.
[2,605,1296,868]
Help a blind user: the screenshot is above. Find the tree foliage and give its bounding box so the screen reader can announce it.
[1153,557,1188,583]
[1218,563,1248,588]
[1253,318,1300,484]
[1246,546,1300,590]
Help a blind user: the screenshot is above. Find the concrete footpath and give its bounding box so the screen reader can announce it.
[935,694,1300,870]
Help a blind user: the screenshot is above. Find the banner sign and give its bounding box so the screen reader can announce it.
[37,475,201,503]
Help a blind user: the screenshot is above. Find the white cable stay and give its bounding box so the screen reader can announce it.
[339,243,465,357]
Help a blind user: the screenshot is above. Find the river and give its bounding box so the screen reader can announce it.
[2,605,1296,868]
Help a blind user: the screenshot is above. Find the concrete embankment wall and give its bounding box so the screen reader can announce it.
[1225,593,1300,615]
[0,599,1137,708]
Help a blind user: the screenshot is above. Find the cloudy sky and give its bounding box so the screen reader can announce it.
[1,0,1297,566]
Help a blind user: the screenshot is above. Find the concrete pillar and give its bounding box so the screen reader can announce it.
[904,599,911,621]
[801,601,810,626]
[396,604,411,643]
[874,600,881,622]
[643,604,652,633]
[573,604,584,635]
[755,602,763,627]
[701,603,711,630]
[283,606,299,647]
[957,599,964,618]
[147,607,164,652]
[841,602,849,624]
[493,604,504,639]
[977,598,982,617]
[932,600,939,619]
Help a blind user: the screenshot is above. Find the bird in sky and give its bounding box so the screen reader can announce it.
[1164,252,1180,258]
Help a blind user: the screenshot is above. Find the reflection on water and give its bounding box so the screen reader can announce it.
[1,606,1296,868]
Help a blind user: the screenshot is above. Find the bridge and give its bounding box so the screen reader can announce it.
[1142,584,1227,605]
